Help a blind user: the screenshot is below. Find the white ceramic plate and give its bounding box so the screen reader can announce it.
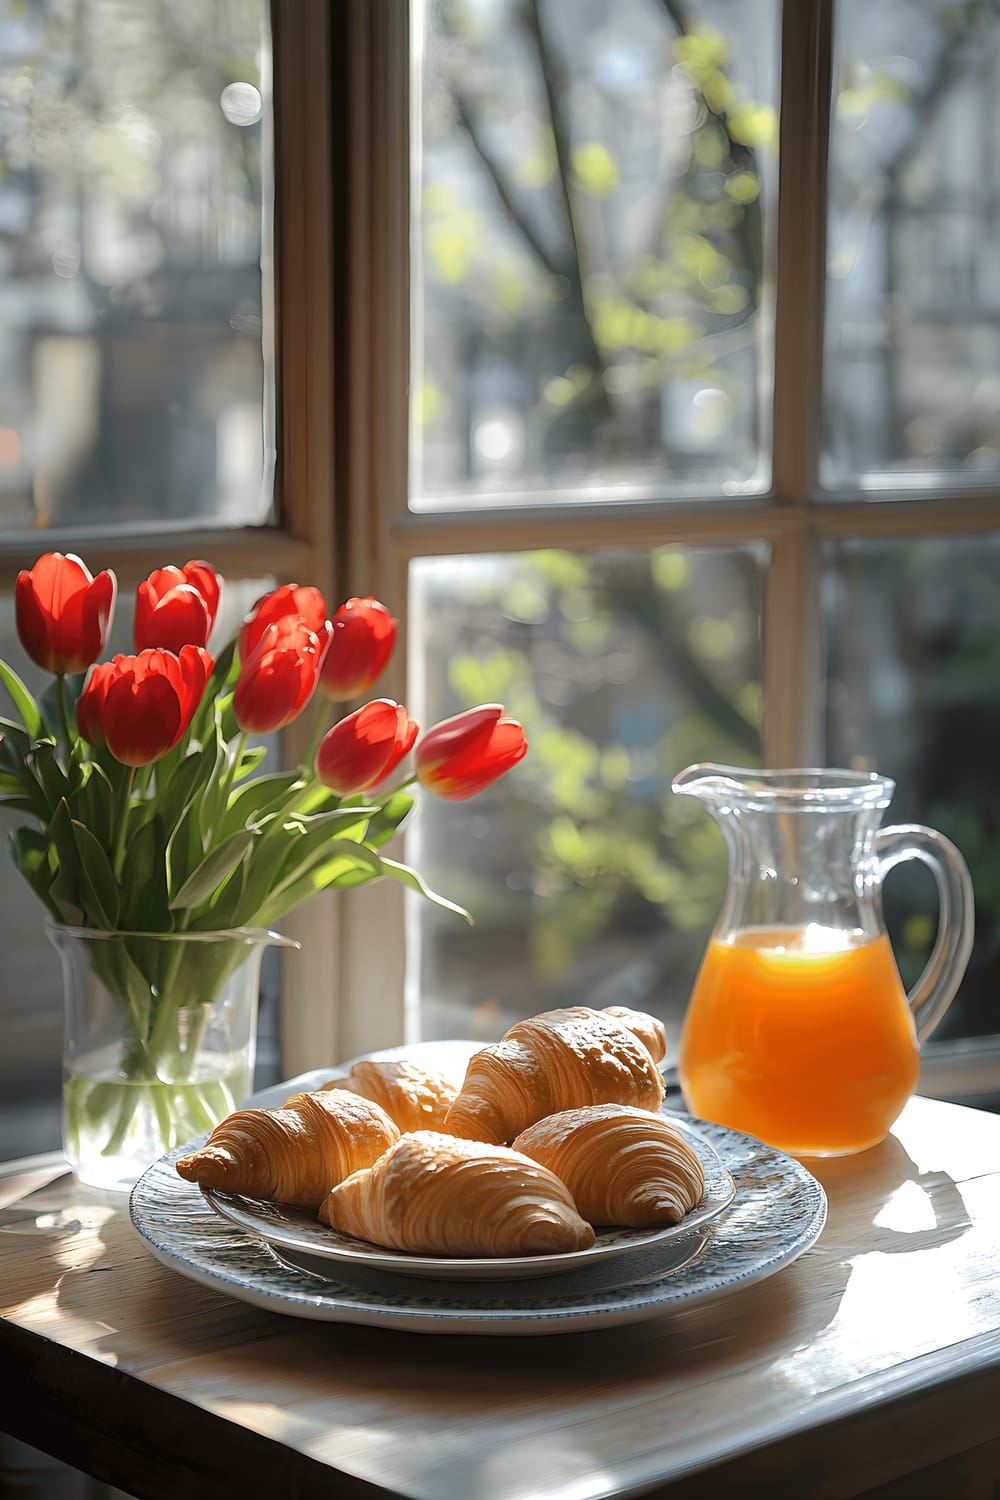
[198,1113,735,1282]
[129,1043,828,1335]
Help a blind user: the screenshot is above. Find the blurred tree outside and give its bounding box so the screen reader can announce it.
[415,0,777,498]
[0,0,269,532]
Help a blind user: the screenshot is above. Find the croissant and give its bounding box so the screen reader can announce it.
[513,1104,705,1228]
[442,1005,666,1145]
[601,1005,667,1064]
[175,1090,399,1208]
[319,1130,595,1256]
[320,1057,458,1133]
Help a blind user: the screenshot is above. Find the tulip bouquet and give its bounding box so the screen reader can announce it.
[0,551,527,1184]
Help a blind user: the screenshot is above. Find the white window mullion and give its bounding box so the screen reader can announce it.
[271,0,342,1075]
[764,0,833,766]
[315,0,413,1062]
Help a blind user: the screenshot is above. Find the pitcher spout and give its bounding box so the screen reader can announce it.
[672,762,895,811]
[672,762,753,796]
[671,763,766,813]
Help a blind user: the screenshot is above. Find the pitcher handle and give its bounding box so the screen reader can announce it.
[874,824,976,1043]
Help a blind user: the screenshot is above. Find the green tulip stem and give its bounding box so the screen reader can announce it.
[382,772,419,797]
[303,702,332,771]
[56,673,73,758]
[257,772,320,839]
[112,767,136,882]
[219,731,247,814]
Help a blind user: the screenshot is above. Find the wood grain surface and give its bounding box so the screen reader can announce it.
[2,1095,999,1500]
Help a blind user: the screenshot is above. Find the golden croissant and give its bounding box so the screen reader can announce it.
[601,1004,667,1065]
[320,1057,458,1133]
[513,1104,706,1228]
[442,1005,666,1145]
[319,1130,596,1256]
[175,1090,399,1208]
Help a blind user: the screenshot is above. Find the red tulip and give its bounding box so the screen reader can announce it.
[415,704,527,801]
[315,699,419,794]
[238,583,329,662]
[15,552,117,675]
[134,560,221,653]
[233,614,333,734]
[76,646,213,767]
[319,597,397,700]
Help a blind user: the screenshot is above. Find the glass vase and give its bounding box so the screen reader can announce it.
[48,924,296,1193]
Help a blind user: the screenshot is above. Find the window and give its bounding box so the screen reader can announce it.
[337,0,1000,1105]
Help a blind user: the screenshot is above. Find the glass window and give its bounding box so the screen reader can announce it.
[407,545,765,1047]
[822,0,1000,491]
[412,0,778,506]
[0,0,273,533]
[823,534,1000,1042]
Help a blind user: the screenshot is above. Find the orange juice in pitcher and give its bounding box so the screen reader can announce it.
[673,766,975,1157]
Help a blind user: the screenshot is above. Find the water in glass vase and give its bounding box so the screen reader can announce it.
[63,1048,253,1193]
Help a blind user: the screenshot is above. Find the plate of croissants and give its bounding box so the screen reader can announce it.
[130,1004,828,1332]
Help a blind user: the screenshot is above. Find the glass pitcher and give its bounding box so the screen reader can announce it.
[673,764,975,1157]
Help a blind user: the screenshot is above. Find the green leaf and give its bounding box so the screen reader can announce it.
[46,797,76,864]
[365,790,414,849]
[119,817,170,931]
[256,847,382,923]
[368,852,472,922]
[0,715,33,765]
[218,690,239,743]
[0,660,45,739]
[69,819,120,928]
[219,771,305,837]
[27,739,70,809]
[9,827,59,917]
[48,856,86,926]
[264,807,373,879]
[70,762,115,844]
[234,744,267,780]
[0,724,49,817]
[201,807,371,928]
[165,801,200,900]
[195,733,233,849]
[259,842,472,927]
[155,744,211,830]
[168,827,257,911]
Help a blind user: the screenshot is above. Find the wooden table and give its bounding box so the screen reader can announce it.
[1,1093,999,1500]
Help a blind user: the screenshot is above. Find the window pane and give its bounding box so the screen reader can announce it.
[0,1,273,533]
[412,0,778,507]
[406,546,765,1049]
[823,535,998,1044]
[822,2,1000,492]
[0,574,280,1161]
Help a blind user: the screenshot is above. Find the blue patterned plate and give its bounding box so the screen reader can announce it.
[129,1049,828,1334]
